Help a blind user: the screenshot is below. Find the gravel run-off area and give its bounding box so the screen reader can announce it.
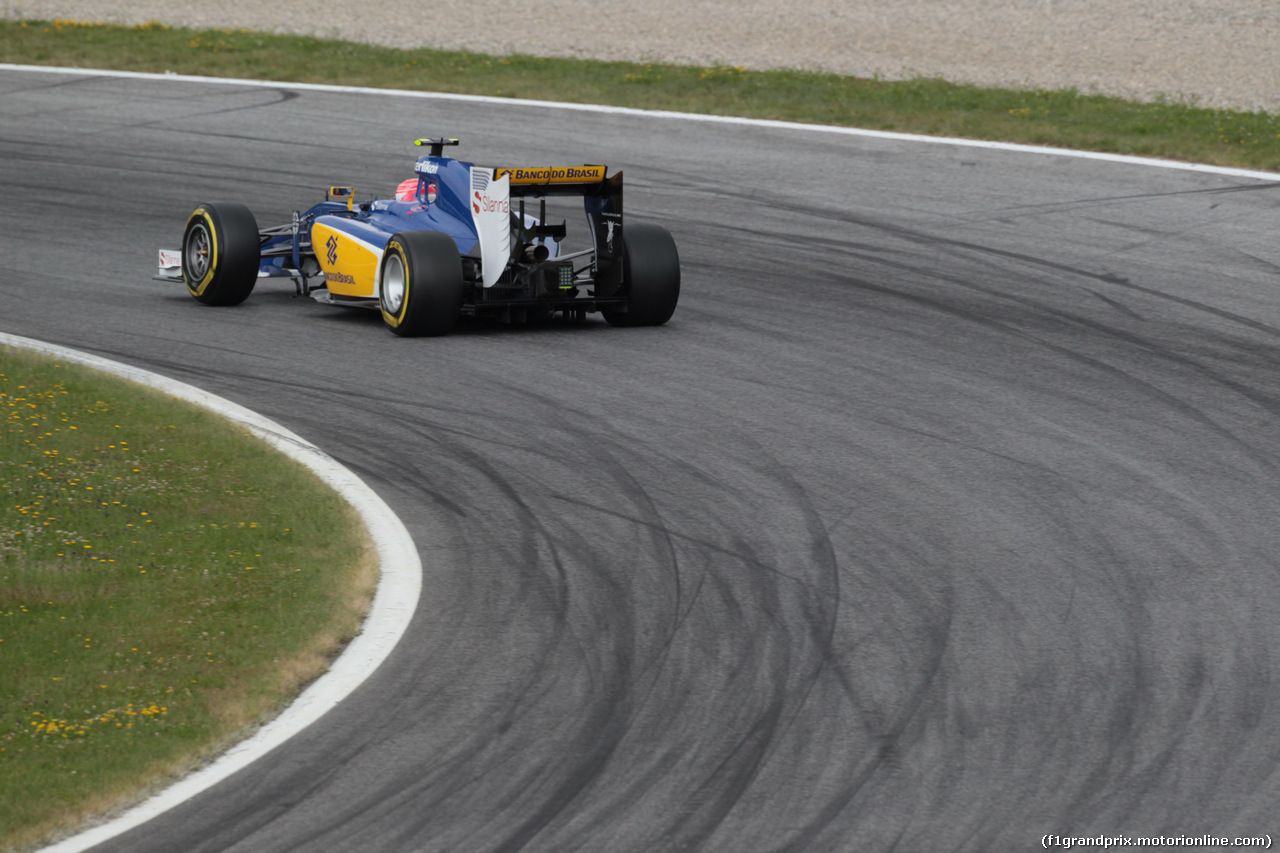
[3,0,1278,113]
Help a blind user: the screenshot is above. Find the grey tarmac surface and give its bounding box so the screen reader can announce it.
[5,68,1280,850]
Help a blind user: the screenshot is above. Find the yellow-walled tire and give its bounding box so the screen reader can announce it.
[182,202,260,306]
[379,231,464,337]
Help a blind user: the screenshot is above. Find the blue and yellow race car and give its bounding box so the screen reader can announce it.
[158,138,680,336]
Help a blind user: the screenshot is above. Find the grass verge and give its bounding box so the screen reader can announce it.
[0,347,376,852]
[1,18,1279,172]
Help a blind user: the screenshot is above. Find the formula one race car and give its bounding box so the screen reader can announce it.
[157,138,680,336]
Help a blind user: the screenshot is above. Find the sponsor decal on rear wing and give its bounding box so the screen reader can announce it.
[494,166,608,185]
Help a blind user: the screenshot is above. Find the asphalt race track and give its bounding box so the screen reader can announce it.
[4,68,1280,851]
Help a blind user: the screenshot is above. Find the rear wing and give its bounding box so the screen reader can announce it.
[495,165,609,194]
[495,166,625,298]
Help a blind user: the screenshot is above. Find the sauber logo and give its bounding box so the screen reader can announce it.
[326,235,339,265]
[473,191,510,215]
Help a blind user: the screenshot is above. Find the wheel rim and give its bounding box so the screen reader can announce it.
[185,223,211,281]
[382,254,406,314]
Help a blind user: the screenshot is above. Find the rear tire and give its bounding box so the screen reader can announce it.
[379,231,465,337]
[603,223,680,327]
[182,202,259,306]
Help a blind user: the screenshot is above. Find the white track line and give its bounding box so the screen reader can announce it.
[4,60,1277,850]
[0,332,421,853]
[3,63,1279,182]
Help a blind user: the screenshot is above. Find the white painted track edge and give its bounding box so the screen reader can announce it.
[0,332,422,853]
[3,63,1279,183]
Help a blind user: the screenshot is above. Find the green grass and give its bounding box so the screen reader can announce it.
[0,347,375,852]
[2,18,1279,172]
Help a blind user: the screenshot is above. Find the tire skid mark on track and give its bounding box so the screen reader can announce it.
[712,204,1280,451]
[974,179,1280,219]
[351,403,649,846]
[846,272,1280,476]
[364,379,869,848]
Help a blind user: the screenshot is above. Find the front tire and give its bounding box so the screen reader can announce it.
[379,231,464,337]
[603,223,680,327]
[182,202,259,306]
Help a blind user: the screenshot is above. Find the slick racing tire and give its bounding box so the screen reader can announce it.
[379,231,465,337]
[603,223,680,327]
[182,202,260,306]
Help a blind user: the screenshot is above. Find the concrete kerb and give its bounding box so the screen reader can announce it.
[0,332,421,853]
